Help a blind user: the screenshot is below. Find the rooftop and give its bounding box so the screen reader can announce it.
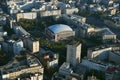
[48,24,73,34]
[1,54,42,74]
[102,28,115,35]
[68,41,81,47]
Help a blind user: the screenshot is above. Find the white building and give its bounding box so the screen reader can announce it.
[45,24,75,42]
[87,46,112,59]
[17,12,37,21]
[6,0,43,14]
[66,42,81,67]
[38,10,61,17]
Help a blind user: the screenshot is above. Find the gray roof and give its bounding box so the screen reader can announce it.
[48,24,73,34]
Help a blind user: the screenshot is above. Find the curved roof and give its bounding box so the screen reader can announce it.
[48,24,73,34]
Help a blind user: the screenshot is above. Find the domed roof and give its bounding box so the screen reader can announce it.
[48,24,73,34]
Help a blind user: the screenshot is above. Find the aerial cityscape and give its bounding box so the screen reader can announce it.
[0,0,120,80]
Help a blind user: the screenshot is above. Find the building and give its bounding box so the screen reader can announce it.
[62,14,94,38]
[39,47,59,68]
[105,66,120,80]
[17,12,37,21]
[38,10,61,17]
[62,14,86,25]
[23,37,39,53]
[81,59,107,71]
[108,51,120,64]
[94,28,116,43]
[87,46,112,59]
[0,15,6,26]
[12,22,30,37]
[101,28,116,43]
[87,45,120,63]
[52,62,79,80]
[100,0,114,6]
[66,42,81,67]
[2,40,15,57]
[13,39,24,55]
[2,39,24,57]
[45,24,75,42]
[57,2,78,14]
[1,54,44,80]
[6,0,43,14]
[59,62,73,75]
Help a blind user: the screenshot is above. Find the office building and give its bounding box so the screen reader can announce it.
[66,42,81,67]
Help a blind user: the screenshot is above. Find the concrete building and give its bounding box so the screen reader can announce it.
[87,46,112,59]
[101,28,116,43]
[1,54,44,80]
[81,59,108,71]
[62,14,86,24]
[6,0,43,14]
[59,62,73,75]
[66,42,81,67]
[12,22,30,37]
[17,12,37,21]
[2,39,24,57]
[23,37,39,53]
[100,0,114,6]
[2,40,18,57]
[105,66,120,80]
[39,47,59,68]
[62,14,94,38]
[45,24,75,42]
[108,51,120,64]
[87,45,120,65]
[38,10,61,17]
[13,39,24,55]
[0,15,6,26]
[94,28,116,43]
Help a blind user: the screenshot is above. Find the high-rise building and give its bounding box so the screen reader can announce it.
[66,42,82,67]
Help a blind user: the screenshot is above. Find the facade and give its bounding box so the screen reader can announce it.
[94,28,116,43]
[45,24,75,42]
[2,39,24,56]
[13,39,24,55]
[59,62,73,75]
[81,59,107,71]
[23,37,39,53]
[0,15,6,26]
[17,12,37,21]
[12,23,30,37]
[62,8,78,14]
[6,0,43,14]
[108,51,120,64]
[38,10,61,17]
[87,46,112,59]
[105,67,120,80]
[62,14,94,38]
[102,28,116,43]
[66,42,81,67]
[87,45,120,62]
[1,54,44,80]
[39,47,59,68]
